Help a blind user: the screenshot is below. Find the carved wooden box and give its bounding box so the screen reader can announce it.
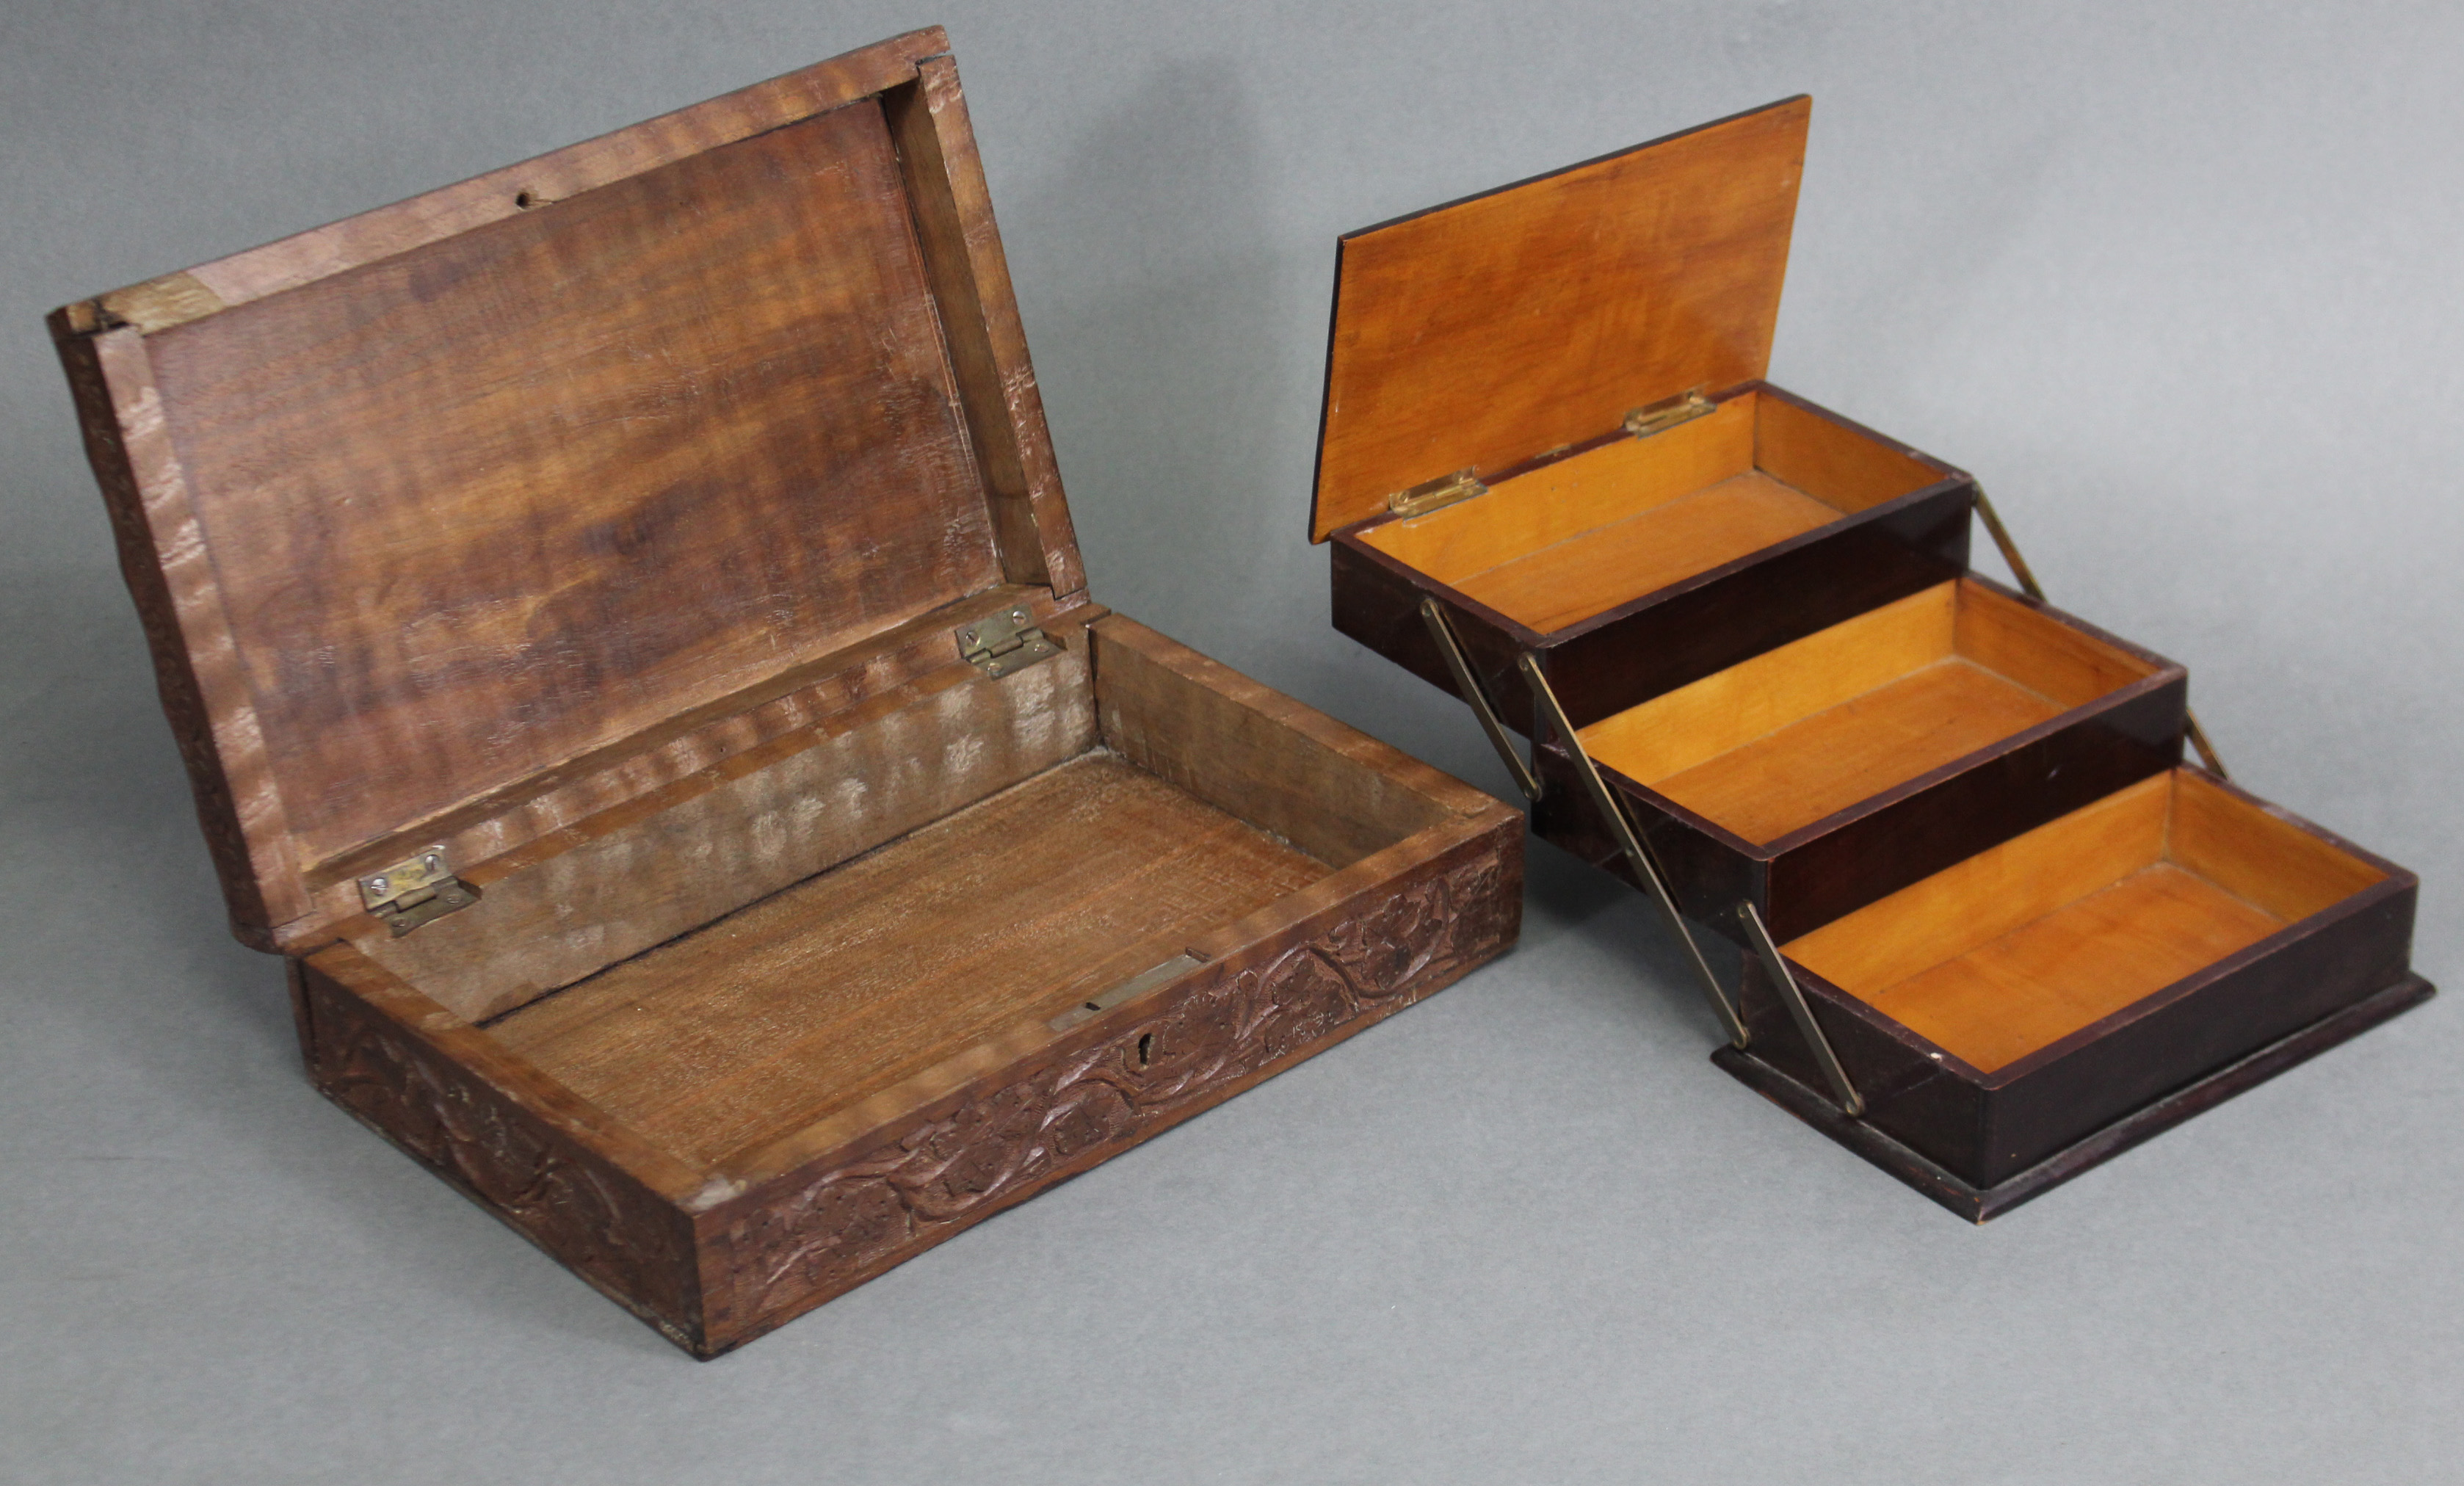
[48,28,1522,1356]
[1309,98,2429,1217]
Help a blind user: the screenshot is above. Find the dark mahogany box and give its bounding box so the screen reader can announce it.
[48,28,1521,1355]
[1308,96,2429,1217]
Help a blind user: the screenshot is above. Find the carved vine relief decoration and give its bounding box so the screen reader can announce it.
[721,850,1510,1323]
[308,988,694,1327]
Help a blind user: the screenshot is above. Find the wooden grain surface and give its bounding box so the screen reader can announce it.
[359,629,1098,1023]
[1653,660,2065,845]
[488,754,1330,1166]
[1581,578,2159,845]
[1349,388,1945,636]
[1457,471,1838,633]
[1312,97,1809,539]
[1864,863,2286,1072]
[145,100,996,874]
[90,30,950,327]
[1358,394,1759,580]
[1783,769,2393,1073]
[1091,615,1466,867]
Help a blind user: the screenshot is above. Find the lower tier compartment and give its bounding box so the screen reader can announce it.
[1732,767,2427,1203]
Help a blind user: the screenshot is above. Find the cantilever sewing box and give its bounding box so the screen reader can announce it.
[47,29,1523,1357]
[1309,96,2430,1218]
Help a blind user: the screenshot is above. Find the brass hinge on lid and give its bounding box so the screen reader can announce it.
[1625,387,1714,438]
[957,604,1059,678]
[1387,468,1488,519]
[358,845,479,937]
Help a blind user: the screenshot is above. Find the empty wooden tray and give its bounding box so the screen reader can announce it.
[1722,769,2428,1218]
[49,29,1523,1355]
[1536,577,2186,941]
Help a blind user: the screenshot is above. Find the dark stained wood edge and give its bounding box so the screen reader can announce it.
[686,814,1522,1356]
[1716,973,2435,1222]
[62,29,952,332]
[46,322,301,946]
[293,943,714,1347]
[883,55,1087,602]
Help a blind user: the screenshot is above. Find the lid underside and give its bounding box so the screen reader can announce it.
[51,31,1083,948]
[1311,95,1811,540]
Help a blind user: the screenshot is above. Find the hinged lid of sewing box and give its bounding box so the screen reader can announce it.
[1308,95,1811,540]
[48,26,1088,952]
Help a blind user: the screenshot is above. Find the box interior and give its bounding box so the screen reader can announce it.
[1783,770,2386,1073]
[353,620,1457,1172]
[1357,391,1942,635]
[1576,579,2157,846]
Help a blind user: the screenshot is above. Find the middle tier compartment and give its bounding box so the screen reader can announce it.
[1535,576,2188,942]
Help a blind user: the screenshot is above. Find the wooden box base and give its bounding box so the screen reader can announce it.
[286,616,1521,1356]
[1717,974,2434,1221]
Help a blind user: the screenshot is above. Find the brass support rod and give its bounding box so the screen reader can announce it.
[1420,598,1540,802]
[1518,653,1749,1049]
[1973,485,2230,780]
[1737,902,1863,1117]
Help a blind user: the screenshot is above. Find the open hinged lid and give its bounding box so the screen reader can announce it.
[48,29,1087,953]
[1310,95,1811,540]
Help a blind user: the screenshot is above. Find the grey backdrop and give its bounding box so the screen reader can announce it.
[4,2,2459,1481]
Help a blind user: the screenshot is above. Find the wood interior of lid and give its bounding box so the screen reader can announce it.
[1312,97,1813,540]
[1360,391,1943,634]
[1784,771,2388,1073]
[146,101,996,876]
[1579,577,2154,845]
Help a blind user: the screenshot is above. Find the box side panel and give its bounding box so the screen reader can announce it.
[1531,742,1761,940]
[1761,673,2188,941]
[1093,614,1478,866]
[1739,957,1990,1181]
[694,816,1521,1356]
[1977,880,2419,1186]
[294,951,709,1352]
[1330,536,1535,733]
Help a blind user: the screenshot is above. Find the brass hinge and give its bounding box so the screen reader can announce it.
[957,604,1059,678]
[358,845,479,937]
[1625,388,1714,438]
[1387,468,1488,519]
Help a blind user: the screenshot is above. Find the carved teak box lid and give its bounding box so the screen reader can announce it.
[1310,96,1810,540]
[49,27,1084,954]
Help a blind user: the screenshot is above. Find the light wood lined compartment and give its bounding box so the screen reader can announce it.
[1579,579,2157,845]
[1358,391,1943,633]
[1786,771,2388,1072]
[486,753,1329,1165]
